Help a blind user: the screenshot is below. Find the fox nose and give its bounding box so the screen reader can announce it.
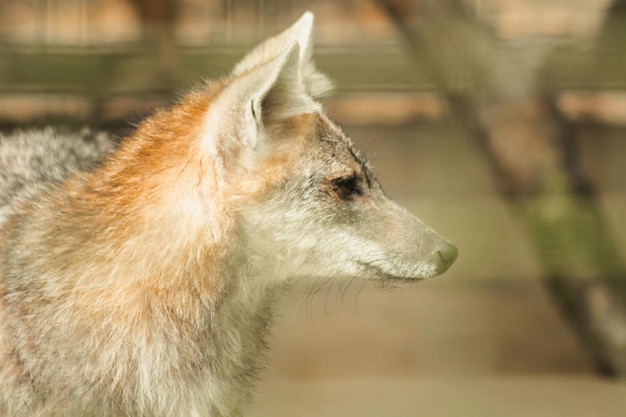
[437,242,458,268]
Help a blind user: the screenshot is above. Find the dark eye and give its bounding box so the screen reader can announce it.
[331,175,362,200]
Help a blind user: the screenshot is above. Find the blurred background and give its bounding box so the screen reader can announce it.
[1,0,626,415]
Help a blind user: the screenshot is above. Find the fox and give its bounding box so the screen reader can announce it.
[0,12,457,417]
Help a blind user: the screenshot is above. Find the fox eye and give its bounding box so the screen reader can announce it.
[331,175,362,200]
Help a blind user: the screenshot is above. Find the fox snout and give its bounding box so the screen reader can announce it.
[293,192,460,285]
[351,199,458,282]
[391,223,457,281]
[424,229,458,277]
[371,229,457,282]
[437,241,458,272]
[403,210,458,279]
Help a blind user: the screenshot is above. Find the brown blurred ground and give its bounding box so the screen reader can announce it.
[251,377,626,417]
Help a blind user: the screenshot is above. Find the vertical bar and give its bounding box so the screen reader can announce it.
[81,0,88,46]
[46,0,53,44]
[225,0,232,41]
[258,0,264,36]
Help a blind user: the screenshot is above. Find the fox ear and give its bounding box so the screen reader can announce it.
[203,42,318,158]
[232,11,333,99]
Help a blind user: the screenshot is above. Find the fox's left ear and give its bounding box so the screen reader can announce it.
[232,11,333,99]
[202,41,316,166]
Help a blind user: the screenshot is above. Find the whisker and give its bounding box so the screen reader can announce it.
[294,279,314,327]
[354,280,369,312]
[323,281,335,315]
[338,277,356,307]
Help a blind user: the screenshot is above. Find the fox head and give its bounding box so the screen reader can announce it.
[108,12,456,293]
[197,12,457,286]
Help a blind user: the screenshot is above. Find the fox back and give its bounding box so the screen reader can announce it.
[0,13,456,417]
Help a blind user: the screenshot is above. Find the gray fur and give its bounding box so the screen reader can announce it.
[0,128,114,207]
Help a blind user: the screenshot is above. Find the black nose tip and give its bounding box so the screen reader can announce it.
[437,242,458,266]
